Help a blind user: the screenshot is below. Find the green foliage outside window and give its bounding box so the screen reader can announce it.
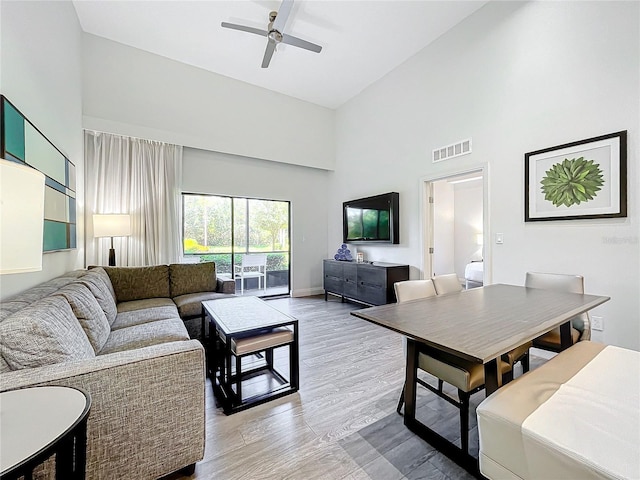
[183,194,290,276]
[191,253,289,273]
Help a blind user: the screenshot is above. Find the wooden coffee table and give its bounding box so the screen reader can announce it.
[202,296,299,414]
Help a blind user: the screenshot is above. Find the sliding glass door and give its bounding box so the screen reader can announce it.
[182,193,290,297]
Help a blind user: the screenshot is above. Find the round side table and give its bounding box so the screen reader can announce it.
[0,386,91,480]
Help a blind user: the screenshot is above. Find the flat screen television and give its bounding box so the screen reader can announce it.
[343,192,399,244]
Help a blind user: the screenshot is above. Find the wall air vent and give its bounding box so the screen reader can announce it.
[432,138,472,163]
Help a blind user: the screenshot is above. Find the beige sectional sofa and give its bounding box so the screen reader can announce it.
[0,262,235,479]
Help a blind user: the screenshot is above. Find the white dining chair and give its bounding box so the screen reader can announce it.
[526,272,590,350]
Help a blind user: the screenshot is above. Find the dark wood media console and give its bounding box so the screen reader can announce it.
[323,259,409,306]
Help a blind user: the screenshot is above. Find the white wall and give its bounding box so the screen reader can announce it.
[0,0,84,300]
[182,148,329,297]
[332,2,639,349]
[453,180,483,278]
[82,34,335,171]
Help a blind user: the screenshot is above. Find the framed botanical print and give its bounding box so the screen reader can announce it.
[525,131,627,221]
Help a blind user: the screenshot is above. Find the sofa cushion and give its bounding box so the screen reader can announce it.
[98,318,189,355]
[87,266,117,302]
[173,292,233,318]
[111,305,181,330]
[55,283,111,353]
[78,275,118,326]
[169,262,216,298]
[116,297,177,313]
[0,355,10,373]
[104,265,171,302]
[0,300,30,322]
[9,285,60,305]
[0,295,95,370]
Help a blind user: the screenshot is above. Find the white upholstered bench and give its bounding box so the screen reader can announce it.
[477,341,640,480]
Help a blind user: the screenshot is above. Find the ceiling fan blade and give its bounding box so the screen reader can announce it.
[261,39,277,68]
[221,22,268,38]
[272,0,294,33]
[281,34,322,53]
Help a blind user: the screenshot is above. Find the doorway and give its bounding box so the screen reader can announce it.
[421,167,489,288]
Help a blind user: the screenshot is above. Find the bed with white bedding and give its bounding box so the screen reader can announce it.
[464,260,483,289]
[477,341,640,480]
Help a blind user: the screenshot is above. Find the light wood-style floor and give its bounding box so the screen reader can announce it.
[167,295,539,480]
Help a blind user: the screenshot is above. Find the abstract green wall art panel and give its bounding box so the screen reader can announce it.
[1,95,77,251]
[3,100,25,161]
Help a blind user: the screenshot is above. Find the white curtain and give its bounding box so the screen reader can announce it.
[84,131,183,266]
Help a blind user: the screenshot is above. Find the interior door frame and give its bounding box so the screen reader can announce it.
[419,163,491,284]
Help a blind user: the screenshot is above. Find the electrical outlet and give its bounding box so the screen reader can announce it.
[592,315,604,331]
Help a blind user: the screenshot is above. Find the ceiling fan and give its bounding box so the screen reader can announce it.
[221,0,322,68]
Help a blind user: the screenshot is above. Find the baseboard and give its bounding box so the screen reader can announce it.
[291,287,325,298]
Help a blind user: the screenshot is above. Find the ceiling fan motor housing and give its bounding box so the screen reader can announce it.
[268,30,283,43]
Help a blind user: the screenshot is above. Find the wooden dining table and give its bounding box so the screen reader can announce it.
[350,283,610,476]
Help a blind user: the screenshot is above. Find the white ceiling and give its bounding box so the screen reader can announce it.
[72,1,487,109]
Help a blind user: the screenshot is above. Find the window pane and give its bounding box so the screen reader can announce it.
[183,194,232,254]
[199,253,232,275]
[233,198,246,251]
[248,199,289,252]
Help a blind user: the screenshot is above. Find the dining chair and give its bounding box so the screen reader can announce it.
[431,273,463,295]
[393,280,438,415]
[234,254,267,295]
[393,279,511,455]
[431,274,532,383]
[525,272,590,351]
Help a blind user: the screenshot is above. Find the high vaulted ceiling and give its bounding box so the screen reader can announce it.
[72,1,487,109]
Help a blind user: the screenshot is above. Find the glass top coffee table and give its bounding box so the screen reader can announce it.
[202,296,299,414]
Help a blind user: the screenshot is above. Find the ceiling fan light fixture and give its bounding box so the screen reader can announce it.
[268,30,283,43]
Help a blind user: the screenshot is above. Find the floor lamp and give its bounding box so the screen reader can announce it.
[93,214,131,266]
[0,159,45,274]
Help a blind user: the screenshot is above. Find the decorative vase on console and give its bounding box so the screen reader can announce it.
[334,244,353,261]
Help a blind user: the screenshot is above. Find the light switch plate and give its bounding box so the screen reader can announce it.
[495,233,504,244]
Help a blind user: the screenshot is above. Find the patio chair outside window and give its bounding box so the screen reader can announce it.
[235,254,267,295]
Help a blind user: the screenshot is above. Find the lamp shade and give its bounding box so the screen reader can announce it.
[93,214,131,238]
[0,159,46,274]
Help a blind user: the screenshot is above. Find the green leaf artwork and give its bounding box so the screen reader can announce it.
[540,157,604,207]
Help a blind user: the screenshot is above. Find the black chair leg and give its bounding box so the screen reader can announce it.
[396,383,405,415]
[459,390,470,454]
[437,379,444,393]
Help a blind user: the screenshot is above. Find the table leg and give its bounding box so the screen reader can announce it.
[559,321,572,350]
[484,358,502,396]
[404,338,418,422]
[290,323,299,390]
[74,417,88,479]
